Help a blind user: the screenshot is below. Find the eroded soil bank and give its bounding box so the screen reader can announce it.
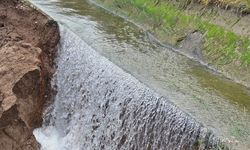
[0,0,59,149]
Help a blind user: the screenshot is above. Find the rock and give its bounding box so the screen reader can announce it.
[0,0,59,149]
[179,31,204,60]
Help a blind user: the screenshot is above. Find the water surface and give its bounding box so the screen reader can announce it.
[30,0,250,148]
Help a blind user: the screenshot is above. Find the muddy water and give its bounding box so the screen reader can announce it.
[30,0,250,149]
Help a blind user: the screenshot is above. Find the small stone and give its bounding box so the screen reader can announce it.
[20,42,31,48]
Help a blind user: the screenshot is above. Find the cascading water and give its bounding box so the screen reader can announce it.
[34,26,220,150]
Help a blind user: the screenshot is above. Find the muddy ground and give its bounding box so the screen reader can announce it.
[0,0,59,149]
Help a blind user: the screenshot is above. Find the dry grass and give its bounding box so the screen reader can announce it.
[200,0,250,8]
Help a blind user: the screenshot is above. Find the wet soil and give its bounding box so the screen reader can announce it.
[0,0,59,149]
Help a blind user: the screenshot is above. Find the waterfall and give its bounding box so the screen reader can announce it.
[34,25,220,150]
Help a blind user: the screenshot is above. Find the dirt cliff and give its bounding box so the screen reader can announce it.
[0,0,59,149]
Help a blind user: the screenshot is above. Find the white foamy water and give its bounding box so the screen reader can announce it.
[34,127,63,150]
[32,25,219,150]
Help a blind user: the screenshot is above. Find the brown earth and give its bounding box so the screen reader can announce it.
[0,0,59,149]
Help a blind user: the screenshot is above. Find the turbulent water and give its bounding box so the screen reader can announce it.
[34,26,219,150]
[30,0,250,149]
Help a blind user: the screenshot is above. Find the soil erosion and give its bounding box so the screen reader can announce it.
[0,0,59,149]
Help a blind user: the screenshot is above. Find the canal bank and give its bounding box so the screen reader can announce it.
[92,0,250,89]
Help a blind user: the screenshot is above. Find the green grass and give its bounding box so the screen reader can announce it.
[100,0,250,67]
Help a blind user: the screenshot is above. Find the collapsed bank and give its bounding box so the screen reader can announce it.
[0,0,59,149]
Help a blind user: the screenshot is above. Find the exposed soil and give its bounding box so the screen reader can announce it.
[178,31,204,60]
[0,0,59,149]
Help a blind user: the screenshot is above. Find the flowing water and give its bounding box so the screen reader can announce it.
[29,0,250,149]
[34,27,218,150]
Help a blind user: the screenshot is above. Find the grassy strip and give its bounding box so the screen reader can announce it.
[104,0,250,67]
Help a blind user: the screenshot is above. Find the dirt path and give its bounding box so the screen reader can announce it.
[0,0,59,149]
